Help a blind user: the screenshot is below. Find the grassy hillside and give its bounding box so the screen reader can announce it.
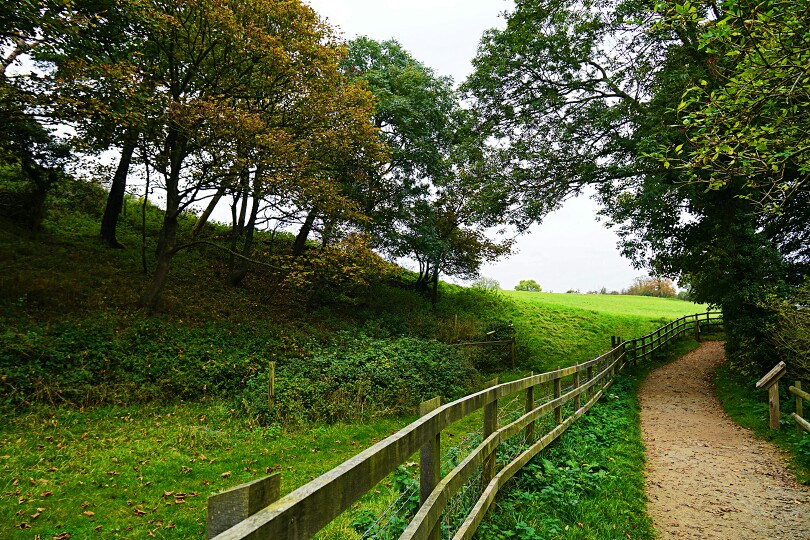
[501,291,710,373]
[0,181,717,538]
[503,290,708,319]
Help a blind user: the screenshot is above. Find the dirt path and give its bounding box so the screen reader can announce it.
[639,341,810,539]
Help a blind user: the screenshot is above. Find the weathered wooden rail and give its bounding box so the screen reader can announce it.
[757,362,809,434]
[208,311,722,540]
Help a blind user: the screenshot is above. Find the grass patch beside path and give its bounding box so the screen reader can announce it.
[0,401,411,539]
[713,363,810,485]
[475,337,702,540]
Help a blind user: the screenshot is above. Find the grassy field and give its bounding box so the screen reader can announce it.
[501,291,710,373]
[0,290,711,538]
[0,188,719,538]
[503,291,709,319]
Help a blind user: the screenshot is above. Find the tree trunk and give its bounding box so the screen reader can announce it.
[293,210,317,256]
[192,184,226,239]
[101,129,138,248]
[228,185,261,286]
[430,269,440,305]
[139,127,184,312]
[228,171,250,271]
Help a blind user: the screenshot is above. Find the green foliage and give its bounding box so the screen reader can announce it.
[766,280,810,381]
[659,0,810,214]
[514,279,541,292]
[623,276,676,298]
[240,334,479,425]
[470,276,501,291]
[477,376,656,539]
[465,0,807,377]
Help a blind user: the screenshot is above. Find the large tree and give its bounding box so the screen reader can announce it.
[465,0,808,372]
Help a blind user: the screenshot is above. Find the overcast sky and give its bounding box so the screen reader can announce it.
[306,0,643,293]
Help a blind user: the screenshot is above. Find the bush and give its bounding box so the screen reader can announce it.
[239,333,480,425]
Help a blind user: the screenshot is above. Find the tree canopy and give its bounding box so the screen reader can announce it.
[464,0,809,372]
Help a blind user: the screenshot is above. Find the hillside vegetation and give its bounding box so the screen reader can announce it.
[0,190,712,538]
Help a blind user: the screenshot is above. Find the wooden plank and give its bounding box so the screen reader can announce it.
[482,378,498,486]
[419,397,441,540]
[553,374,562,425]
[756,361,786,389]
[791,412,810,434]
[207,474,281,539]
[789,384,810,402]
[769,384,781,430]
[524,377,535,442]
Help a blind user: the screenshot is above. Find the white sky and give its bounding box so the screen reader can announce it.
[307,0,643,292]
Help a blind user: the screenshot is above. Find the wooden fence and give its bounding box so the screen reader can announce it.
[208,311,722,540]
[759,360,810,434]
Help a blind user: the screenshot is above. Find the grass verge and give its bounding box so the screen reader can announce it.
[475,337,702,540]
[713,362,810,485]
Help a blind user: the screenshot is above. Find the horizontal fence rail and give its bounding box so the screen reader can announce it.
[209,311,722,540]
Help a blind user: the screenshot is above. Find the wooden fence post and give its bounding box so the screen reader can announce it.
[756,362,786,430]
[510,338,516,369]
[631,339,637,366]
[694,313,701,342]
[797,381,804,436]
[586,364,594,397]
[268,361,276,410]
[419,396,442,540]
[482,378,499,486]
[553,371,562,425]
[573,364,581,411]
[207,474,281,539]
[525,374,535,442]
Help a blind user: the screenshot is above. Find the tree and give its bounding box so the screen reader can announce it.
[0,0,71,230]
[345,38,513,300]
[514,279,542,292]
[471,276,500,291]
[659,0,810,214]
[623,276,677,298]
[464,0,809,372]
[67,0,384,311]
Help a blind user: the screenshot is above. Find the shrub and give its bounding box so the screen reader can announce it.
[239,333,480,425]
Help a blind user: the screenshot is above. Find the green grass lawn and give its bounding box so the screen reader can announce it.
[502,291,709,319]
[501,291,710,373]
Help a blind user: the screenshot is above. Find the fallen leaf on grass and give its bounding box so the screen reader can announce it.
[83,511,94,517]
[220,472,231,478]
[133,508,146,517]
[19,522,31,529]
[53,533,71,539]
[41,490,53,497]
[31,512,41,519]
[94,525,103,532]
